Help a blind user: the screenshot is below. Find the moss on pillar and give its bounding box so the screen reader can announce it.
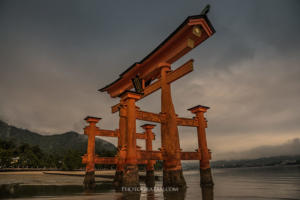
[83,171,96,189]
[122,165,140,188]
[163,169,186,189]
[200,168,214,200]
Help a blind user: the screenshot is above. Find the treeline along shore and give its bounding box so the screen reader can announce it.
[0,138,116,171]
[0,138,164,171]
[0,120,117,170]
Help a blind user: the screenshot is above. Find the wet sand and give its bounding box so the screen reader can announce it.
[0,170,163,186]
[0,170,114,186]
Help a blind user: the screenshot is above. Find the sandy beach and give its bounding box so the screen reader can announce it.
[0,170,115,186]
[0,170,162,186]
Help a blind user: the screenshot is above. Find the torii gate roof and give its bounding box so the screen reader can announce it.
[100,14,215,98]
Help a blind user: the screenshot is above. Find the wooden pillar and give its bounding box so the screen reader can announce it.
[83,116,101,189]
[114,102,127,187]
[120,91,141,187]
[141,124,156,187]
[159,63,186,189]
[188,105,214,199]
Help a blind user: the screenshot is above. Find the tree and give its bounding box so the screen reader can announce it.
[0,149,13,168]
[62,150,82,170]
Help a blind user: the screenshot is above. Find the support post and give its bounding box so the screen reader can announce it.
[83,116,101,189]
[120,91,142,187]
[114,103,127,187]
[189,105,214,199]
[141,124,156,187]
[160,63,186,189]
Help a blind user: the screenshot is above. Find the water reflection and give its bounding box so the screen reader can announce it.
[0,183,113,199]
[117,191,141,200]
[116,187,188,200]
[200,184,214,200]
[146,190,155,200]
[2,166,298,199]
[163,189,186,200]
[0,185,83,198]
[0,182,215,200]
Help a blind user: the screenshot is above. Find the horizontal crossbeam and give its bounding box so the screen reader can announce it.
[138,151,202,160]
[82,155,117,164]
[143,60,194,98]
[95,129,118,137]
[82,155,148,165]
[111,60,194,113]
[139,150,163,160]
[111,103,121,113]
[100,14,215,98]
[136,109,200,127]
[136,109,164,123]
[85,128,152,140]
[180,152,201,160]
[82,150,205,165]
[136,133,146,139]
[176,117,199,127]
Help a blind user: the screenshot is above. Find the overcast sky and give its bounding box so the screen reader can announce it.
[0,0,299,160]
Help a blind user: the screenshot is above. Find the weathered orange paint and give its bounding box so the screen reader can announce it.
[160,64,183,171]
[117,103,127,171]
[95,129,118,137]
[100,16,214,98]
[83,116,101,173]
[135,132,146,139]
[188,105,211,169]
[176,117,199,127]
[120,91,142,165]
[82,154,148,165]
[136,108,164,123]
[141,124,156,171]
[135,150,203,161]
[83,11,215,189]
[139,150,163,161]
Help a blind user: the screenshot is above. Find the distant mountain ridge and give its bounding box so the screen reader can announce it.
[181,154,300,170]
[0,120,116,154]
[215,138,300,160]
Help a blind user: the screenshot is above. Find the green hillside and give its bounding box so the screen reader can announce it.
[0,120,116,155]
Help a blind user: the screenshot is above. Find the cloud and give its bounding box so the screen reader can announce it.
[214,138,300,160]
[170,47,300,155]
[0,0,299,157]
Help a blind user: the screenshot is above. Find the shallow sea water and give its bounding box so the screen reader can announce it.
[0,165,299,200]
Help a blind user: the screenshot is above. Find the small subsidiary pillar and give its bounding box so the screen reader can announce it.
[114,103,127,187]
[83,116,101,189]
[141,124,156,187]
[160,63,186,189]
[120,91,142,187]
[188,105,214,199]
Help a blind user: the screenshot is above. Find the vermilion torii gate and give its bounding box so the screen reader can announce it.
[82,116,156,188]
[82,9,215,190]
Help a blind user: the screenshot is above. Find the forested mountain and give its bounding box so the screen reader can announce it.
[0,120,116,155]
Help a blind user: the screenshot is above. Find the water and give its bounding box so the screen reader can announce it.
[1,165,299,200]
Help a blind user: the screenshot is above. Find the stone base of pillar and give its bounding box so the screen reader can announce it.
[113,170,123,187]
[163,169,186,189]
[122,165,140,188]
[145,170,155,187]
[83,171,96,189]
[200,168,214,185]
[200,168,214,200]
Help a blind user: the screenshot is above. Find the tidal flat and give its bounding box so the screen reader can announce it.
[0,165,299,200]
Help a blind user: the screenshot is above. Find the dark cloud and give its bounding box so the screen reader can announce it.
[0,0,299,157]
[215,138,300,160]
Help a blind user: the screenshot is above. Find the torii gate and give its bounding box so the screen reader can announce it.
[82,117,156,188]
[82,8,215,190]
